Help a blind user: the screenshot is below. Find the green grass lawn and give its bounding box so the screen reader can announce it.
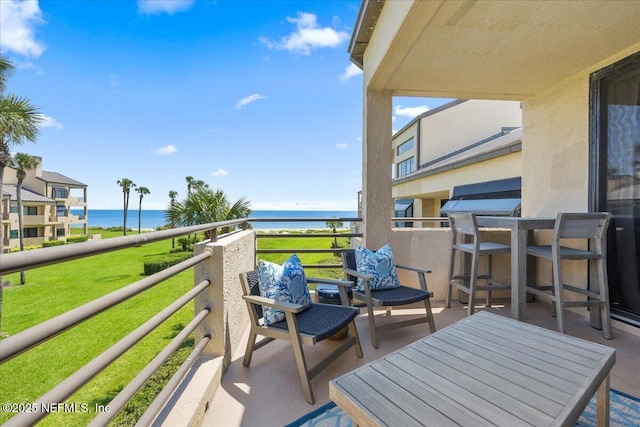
[0,229,194,426]
[0,228,350,425]
[256,230,351,280]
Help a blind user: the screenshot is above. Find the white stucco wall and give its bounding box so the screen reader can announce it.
[392,151,522,202]
[420,100,522,162]
[389,228,510,302]
[522,42,640,217]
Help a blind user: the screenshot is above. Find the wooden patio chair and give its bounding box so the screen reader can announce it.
[446,212,512,316]
[239,270,363,404]
[342,248,436,349]
[526,212,612,338]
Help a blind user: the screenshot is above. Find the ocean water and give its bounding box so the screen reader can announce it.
[73,210,358,230]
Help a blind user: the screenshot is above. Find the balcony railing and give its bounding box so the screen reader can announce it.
[0,217,362,426]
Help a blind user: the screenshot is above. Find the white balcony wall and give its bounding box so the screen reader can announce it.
[161,229,255,427]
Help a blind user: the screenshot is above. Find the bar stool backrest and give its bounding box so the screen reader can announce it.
[449,212,480,239]
[555,212,611,240]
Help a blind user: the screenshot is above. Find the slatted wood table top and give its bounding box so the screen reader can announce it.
[329,312,615,427]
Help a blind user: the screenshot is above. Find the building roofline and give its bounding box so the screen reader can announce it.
[393,128,522,185]
[348,0,384,68]
[393,99,468,137]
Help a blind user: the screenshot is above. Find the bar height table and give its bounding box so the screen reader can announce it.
[475,216,556,321]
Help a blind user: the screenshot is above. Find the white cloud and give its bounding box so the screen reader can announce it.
[259,12,348,55]
[336,143,347,150]
[0,0,46,58]
[236,93,265,109]
[339,63,362,82]
[15,61,43,74]
[39,115,63,130]
[211,168,228,177]
[138,0,194,15]
[394,105,430,118]
[153,145,177,155]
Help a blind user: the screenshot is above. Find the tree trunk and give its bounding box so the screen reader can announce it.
[138,196,142,234]
[122,190,128,236]
[17,177,25,285]
[0,165,5,333]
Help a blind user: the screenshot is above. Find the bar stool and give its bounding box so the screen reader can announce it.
[526,212,612,339]
[446,212,511,316]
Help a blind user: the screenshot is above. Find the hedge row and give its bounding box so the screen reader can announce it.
[143,252,193,276]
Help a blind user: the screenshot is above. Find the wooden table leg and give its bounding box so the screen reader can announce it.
[511,228,527,321]
[596,374,610,427]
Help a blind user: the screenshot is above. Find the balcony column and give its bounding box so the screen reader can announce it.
[362,89,393,249]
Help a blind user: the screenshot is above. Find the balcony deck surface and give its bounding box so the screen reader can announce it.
[205,300,640,426]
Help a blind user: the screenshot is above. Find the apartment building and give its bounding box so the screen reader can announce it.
[392,99,522,223]
[1,158,87,252]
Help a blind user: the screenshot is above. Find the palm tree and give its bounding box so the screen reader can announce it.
[326,220,344,254]
[116,178,135,235]
[185,176,194,194]
[165,187,251,240]
[168,190,178,249]
[13,153,40,285]
[136,186,150,234]
[0,56,43,332]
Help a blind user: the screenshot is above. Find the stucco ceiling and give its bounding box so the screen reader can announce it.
[357,0,640,100]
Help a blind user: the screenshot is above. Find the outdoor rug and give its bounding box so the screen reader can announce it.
[285,389,640,427]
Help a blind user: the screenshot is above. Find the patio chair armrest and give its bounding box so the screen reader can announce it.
[307,277,354,288]
[342,267,373,282]
[395,264,432,274]
[242,295,306,313]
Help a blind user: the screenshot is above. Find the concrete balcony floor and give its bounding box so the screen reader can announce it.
[205,300,640,426]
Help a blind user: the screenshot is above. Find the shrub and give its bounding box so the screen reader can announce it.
[143,253,192,276]
[176,237,192,252]
[67,235,89,244]
[106,226,133,233]
[42,240,65,248]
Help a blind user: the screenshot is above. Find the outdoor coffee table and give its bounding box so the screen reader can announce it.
[329,311,615,426]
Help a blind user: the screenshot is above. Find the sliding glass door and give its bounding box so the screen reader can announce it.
[591,52,640,325]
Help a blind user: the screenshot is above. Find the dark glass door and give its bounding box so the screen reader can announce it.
[591,52,640,324]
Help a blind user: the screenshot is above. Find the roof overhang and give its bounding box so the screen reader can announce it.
[350,0,640,100]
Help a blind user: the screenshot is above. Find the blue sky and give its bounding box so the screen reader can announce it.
[1,0,449,211]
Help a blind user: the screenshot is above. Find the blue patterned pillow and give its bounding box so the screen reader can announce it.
[258,254,312,326]
[355,244,400,291]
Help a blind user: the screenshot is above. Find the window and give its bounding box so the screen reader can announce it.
[397,157,415,177]
[57,206,68,217]
[9,230,18,239]
[53,188,68,198]
[397,138,414,156]
[9,203,18,214]
[590,51,640,325]
[24,206,37,216]
[394,199,414,227]
[57,228,65,237]
[22,228,38,238]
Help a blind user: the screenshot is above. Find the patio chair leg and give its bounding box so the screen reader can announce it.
[348,321,364,358]
[366,302,379,349]
[446,242,456,308]
[597,256,612,340]
[424,298,436,333]
[552,256,565,334]
[486,255,493,308]
[243,329,258,367]
[286,313,314,404]
[468,251,480,316]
